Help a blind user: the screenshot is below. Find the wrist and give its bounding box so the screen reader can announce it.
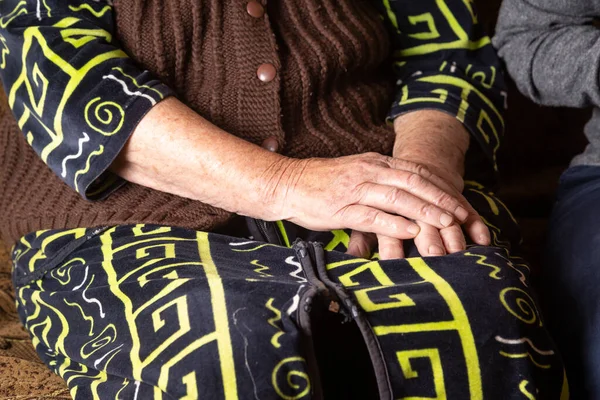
[393,110,469,157]
[393,110,469,191]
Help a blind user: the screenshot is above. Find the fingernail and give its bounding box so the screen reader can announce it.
[456,207,469,222]
[440,213,453,227]
[428,245,445,256]
[407,224,420,235]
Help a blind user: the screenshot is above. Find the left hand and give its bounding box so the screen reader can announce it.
[347,110,491,260]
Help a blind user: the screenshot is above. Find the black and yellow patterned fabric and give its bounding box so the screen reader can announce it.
[11,186,568,399]
[2,1,539,398]
[0,0,173,199]
[377,0,506,171]
[0,0,505,201]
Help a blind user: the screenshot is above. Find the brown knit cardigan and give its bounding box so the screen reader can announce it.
[0,0,395,246]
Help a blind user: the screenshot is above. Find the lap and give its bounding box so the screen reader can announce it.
[14,225,314,399]
[324,246,563,398]
[13,184,563,399]
[10,185,566,399]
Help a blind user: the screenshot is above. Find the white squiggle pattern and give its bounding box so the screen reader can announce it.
[133,380,141,400]
[61,132,90,177]
[79,268,106,318]
[93,343,124,369]
[229,241,257,247]
[233,308,260,400]
[82,287,106,318]
[495,336,555,356]
[286,285,304,316]
[36,0,41,20]
[285,256,307,283]
[72,265,89,291]
[102,74,157,105]
[495,252,528,287]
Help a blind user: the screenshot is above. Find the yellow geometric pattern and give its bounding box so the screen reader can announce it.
[0,0,171,198]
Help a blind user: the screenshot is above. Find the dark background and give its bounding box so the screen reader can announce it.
[476,0,590,270]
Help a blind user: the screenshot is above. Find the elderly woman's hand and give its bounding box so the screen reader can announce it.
[262,152,471,240]
[347,110,491,260]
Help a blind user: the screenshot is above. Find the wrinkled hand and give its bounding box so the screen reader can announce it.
[262,152,472,240]
[347,169,489,259]
[346,110,491,260]
[348,172,490,260]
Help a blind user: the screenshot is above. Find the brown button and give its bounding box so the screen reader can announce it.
[246,1,265,18]
[257,63,276,83]
[261,136,279,152]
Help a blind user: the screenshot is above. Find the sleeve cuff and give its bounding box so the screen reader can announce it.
[75,82,175,200]
[388,77,505,173]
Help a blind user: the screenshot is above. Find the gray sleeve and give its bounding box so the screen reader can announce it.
[493,0,600,108]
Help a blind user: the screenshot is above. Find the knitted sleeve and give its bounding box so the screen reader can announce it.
[374,0,507,172]
[0,0,173,200]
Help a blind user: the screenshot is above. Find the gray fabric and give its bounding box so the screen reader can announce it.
[493,0,600,166]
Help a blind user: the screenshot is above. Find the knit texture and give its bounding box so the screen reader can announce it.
[0,0,394,245]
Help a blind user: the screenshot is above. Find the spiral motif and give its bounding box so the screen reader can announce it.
[500,287,542,326]
[81,325,117,358]
[84,97,125,136]
[271,357,311,400]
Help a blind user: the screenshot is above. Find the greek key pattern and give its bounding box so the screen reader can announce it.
[375,0,507,172]
[325,252,567,398]
[12,190,569,399]
[13,224,318,399]
[0,0,172,199]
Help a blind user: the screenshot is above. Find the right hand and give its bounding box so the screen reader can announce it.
[261,152,472,240]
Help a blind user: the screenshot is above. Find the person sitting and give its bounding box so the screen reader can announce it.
[495,1,600,397]
[0,0,566,397]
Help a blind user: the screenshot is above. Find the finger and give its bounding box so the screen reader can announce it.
[377,234,404,260]
[457,196,491,246]
[374,168,469,223]
[413,222,446,257]
[439,223,467,254]
[347,231,377,258]
[357,183,457,229]
[336,204,421,239]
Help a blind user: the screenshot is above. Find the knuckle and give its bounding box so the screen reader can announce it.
[352,158,376,175]
[413,164,431,178]
[434,192,455,208]
[426,233,442,242]
[417,203,434,219]
[384,187,404,205]
[363,151,381,159]
[355,157,372,168]
[361,208,381,226]
[404,172,425,190]
[378,241,390,251]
